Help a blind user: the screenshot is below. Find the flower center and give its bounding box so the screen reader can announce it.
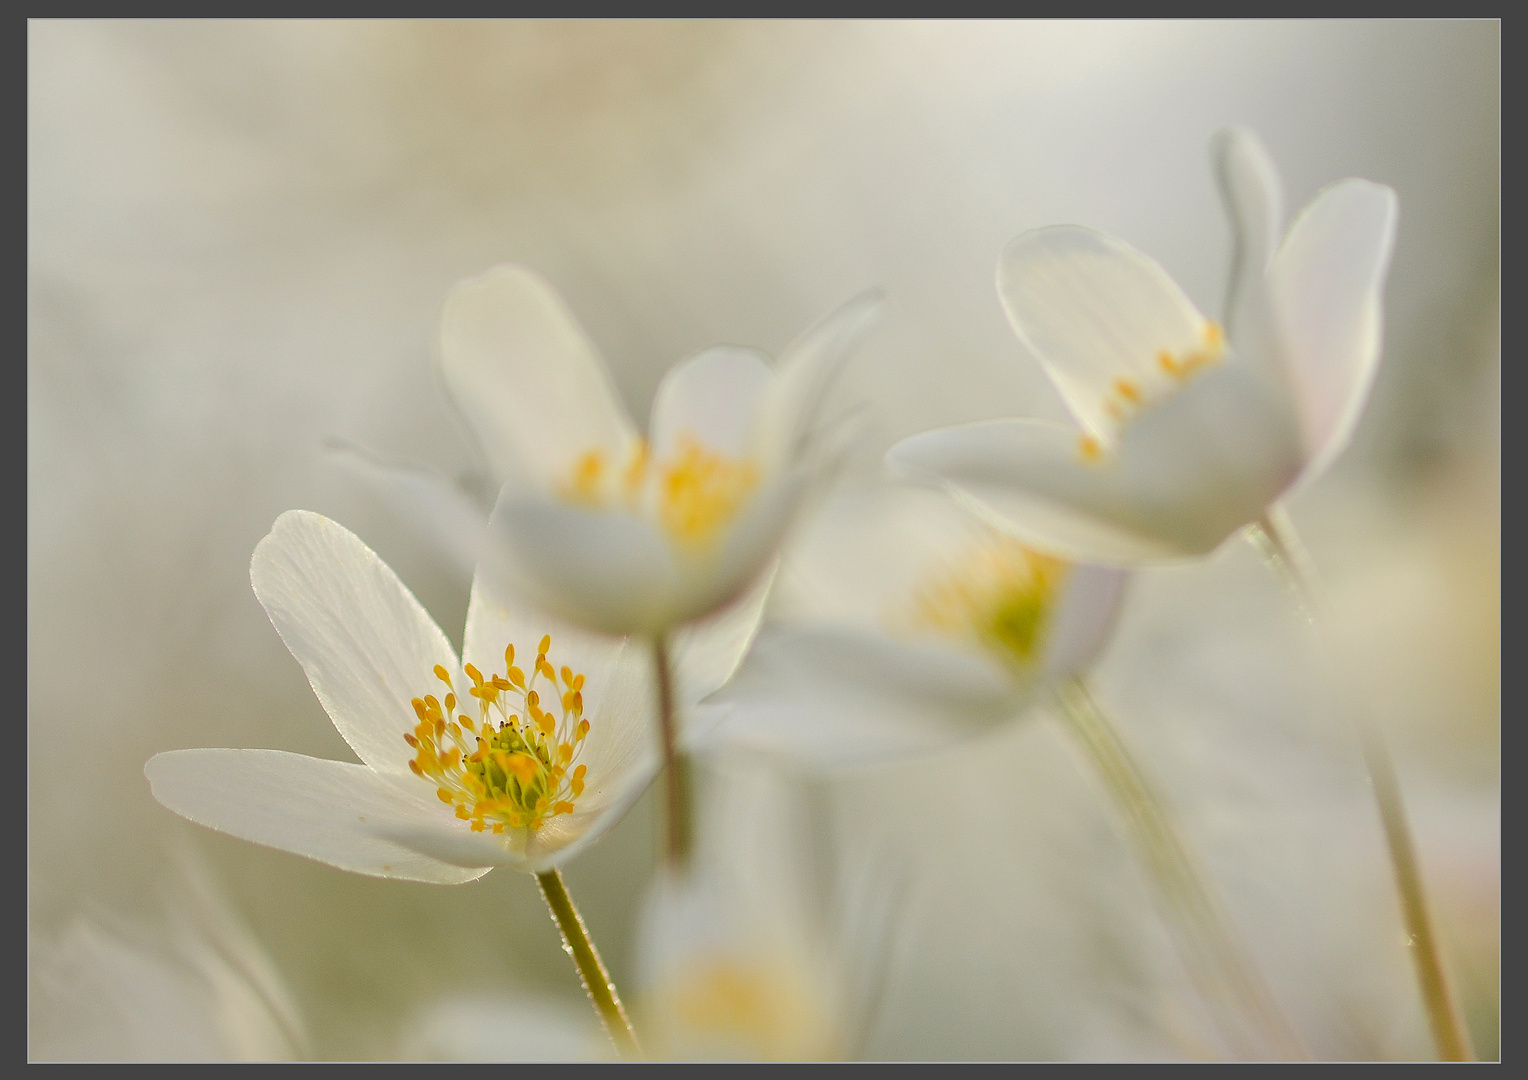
[406,634,590,835]
[564,436,759,548]
[645,954,837,1061]
[908,536,1069,669]
[1077,319,1226,462]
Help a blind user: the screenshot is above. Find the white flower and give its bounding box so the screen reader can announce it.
[437,264,884,636]
[145,510,755,881]
[632,757,902,1060]
[886,128,1398,564]
[706,482,1127,768]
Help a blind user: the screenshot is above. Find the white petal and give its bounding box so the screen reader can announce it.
[1270,179,1399,483]
[650,345,775,460]
[997,226,1209,440]
[249,510,461,777]
[485,498,680,635]
[755,289,886,471]
[669,562,773,708]
[145,750,491,884]
[324,437,491,579]
[1212,127,1285,341]
[887,360,1304,565]
[1042,565,1129,677]
[706,625,1022,770]
[437,263,639,490]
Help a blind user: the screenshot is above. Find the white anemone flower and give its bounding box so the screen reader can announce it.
[886,127,1399,565]
[145,509,754,881]
[439,264,884,637]
[707,482,1127,767]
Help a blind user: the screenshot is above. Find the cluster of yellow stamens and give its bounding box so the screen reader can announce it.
[405,635,591,835]
[1078,320,1226,463]
[564,435,759,548]
[910,537,1068,669]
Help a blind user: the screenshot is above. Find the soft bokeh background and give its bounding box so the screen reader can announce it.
[28,19,1497,1060]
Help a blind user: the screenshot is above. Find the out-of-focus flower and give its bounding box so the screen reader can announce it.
[706,482,1127,767]
[396,992,604,1062]
[632,757,903,1060]
[29,853,307,1062]
[145,509,752,879]
[435,263,884,637]
[887,128,1398,565]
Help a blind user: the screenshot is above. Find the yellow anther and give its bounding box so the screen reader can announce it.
[553,801,575,816]
[444,693,455,712]
[538,635,551,657]
[571,673,585,692]
[437,788,453,804]
[508,666,525,688]
[470,819,485,832]
[576,719,590,741]
[657,436,760,547]
[492,676,511,691]
[1078,435,1103,462]
[403,732,418,748]
[412,698,428,721]
[455,805,471,820]
[1202,321,1223,349]
[1114,378,1142,403]
[504,644,515,668]
[910,536,1068,671]
[1157,349,1178,374]
[491,823,505,834]
[464,663,483,685]
[408,759,423,776]
[559,743,574,764]
[434,664,452,684]
[560,665,574,686]
[622,439,650,494]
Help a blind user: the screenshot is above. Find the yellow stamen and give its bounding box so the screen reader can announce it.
[1078,434,1103,462]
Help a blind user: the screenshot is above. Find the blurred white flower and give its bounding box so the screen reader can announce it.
[29,853,307,1062]
[708,481,1126,767]
[396,992,604,1062]
[632,757,903,1060]
[887,127,1398,565]
[145,509,753,879]
[430,263,884,637]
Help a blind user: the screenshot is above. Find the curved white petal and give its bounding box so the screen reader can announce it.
[1270,178,1399,484]
[1042,565,1129,677]
[437,263,639,490]
[706,625,1022,770]
[887,362,1303,564]
[670,562,773,709]
[325,437,491,579]
[650,345,775,460]
[249,510,461,777]
[997,226,1210,440]
[145,749,491,884]
[1212,126,1285,341]
[755,289,886,471]
[485,498,680,635]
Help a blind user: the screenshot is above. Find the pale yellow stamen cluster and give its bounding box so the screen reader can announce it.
[564,435,759,548]
[405,634,591,835]
[1078,320,1225,462]
[911,537,1068,668]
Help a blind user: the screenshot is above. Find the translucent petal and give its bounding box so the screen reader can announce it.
[437,263,639,490]
[1269,178,1399,484]
[669,562,773,708]
[887,361,1303,564]
[145,750,492,884]
[997,226,1209,440]
[1212,126,1285,342]
[249,510,461,777]
[1042,565,1130,677]
[755,289,886,471]
[649,345,775,460]
[707,625,1022,770]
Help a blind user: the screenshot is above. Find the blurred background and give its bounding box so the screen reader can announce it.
[28,20,1497,1060]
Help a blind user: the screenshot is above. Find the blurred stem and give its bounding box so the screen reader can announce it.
[653,635,693,871]
[1054,677,1306,1061]
[1251,506,1474,1062]
[536,868,642,1060]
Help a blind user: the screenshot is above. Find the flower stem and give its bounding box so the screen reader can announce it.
[1251,506,1474,1062]
[652,635,693,871]
[1054,676,1306,1061]
[536,867,642,1060]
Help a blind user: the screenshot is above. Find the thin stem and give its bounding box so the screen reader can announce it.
[536,868,642,1060]
[652,635,693,871]
[1055,677,1306,1061]
[1251,506,1474,1062]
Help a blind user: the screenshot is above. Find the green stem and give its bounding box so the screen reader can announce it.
[536,868,642,1060]
[1251,507,1474,1062]
[1055,677,1306,1061]
[653,635,693,871]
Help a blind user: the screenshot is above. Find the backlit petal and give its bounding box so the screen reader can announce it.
[1042,565,1130,677]
[997,226,1209,441]
[249,510,460,777]
[145,750,491,884]
[1270,178,1399,483]
[650,345,775,460]
[1212,126,1285,342]
[437,264,639,490]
